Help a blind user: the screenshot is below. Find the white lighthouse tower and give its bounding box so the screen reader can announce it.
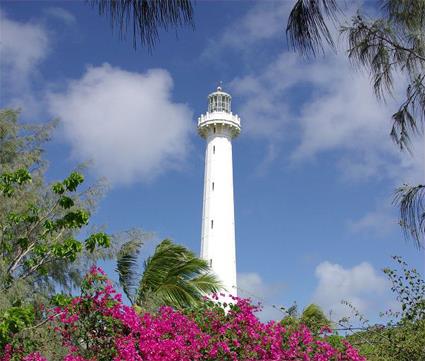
[198,85,240,299]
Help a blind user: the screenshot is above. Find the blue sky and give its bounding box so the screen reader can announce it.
[1,1,424,322]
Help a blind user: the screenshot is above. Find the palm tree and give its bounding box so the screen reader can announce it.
[116,239,221,310]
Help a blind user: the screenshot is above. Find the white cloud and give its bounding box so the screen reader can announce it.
[44,7,76,25]
[238,272,285,321]
[312,261,387,321]
[215,2,423,186]
[348,205,398,237]
[0,9,49,108]
[232,51,406,181]
[228,34,423,233]
[202,1,292,59]
[47,64,193,185]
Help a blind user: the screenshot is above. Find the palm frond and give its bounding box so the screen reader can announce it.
[286,0,340,57]
[135,239,221,309]
[188,273,222,294]
[393,184,425,249]
[116,237,144,304]
[88,0,194,50]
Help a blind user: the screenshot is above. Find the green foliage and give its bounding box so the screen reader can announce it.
[0,109,56,174]
[0,168,112,350]
[0,169,32,196]
[0,169,110,291]
[116,237,144,303]
[345,256,425,361]
[85,232,111,253]
[383,256,424,321]
[51,294,72,307]
[300,303,331,334]
[0,305,34,345]
[116,239,222,310]
[136,239,222,309]
[280,302,331,335]
[0,109,119,354]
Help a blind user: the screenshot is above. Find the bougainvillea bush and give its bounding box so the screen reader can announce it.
[1,267,365,361]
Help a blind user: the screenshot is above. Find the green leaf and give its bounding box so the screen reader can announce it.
[52,238,83,261]
[63,172,84,192]
[52,182,65,195]
[58,196,74,209]
[59,209,90,229]
[0,169,32,197]
[14,169,31,184]
[51,294,72,307]
[85,232,111,253]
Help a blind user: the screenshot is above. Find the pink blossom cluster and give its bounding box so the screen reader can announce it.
[3,267,366,361]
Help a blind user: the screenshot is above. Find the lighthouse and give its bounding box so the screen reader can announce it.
[198,85,240,299]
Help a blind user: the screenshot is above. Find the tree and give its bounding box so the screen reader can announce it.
[287,0,425,248]
[280,302,331,335]
[88,0,194,50]
[117,239,222,310]
[0,166,115,351]
[0,110,111,294]
[300,303,331,334]
[0,109,133,354]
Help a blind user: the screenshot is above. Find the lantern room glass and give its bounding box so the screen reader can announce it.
[208,93,231,113]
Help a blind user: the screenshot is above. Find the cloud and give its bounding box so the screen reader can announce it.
[238,272,285,321]
[47,64,193,185]
[202,1,292,59]
[348,205,398,237]
[213,2,423,185]
[205,0,424,235]
[0,10,49,93]
[44,7,76,25]
[312,261,387,321]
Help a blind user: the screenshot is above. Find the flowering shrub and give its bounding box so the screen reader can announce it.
[2,267,365,361]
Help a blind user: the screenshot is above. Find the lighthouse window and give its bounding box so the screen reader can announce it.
[211,220,214,229]
[213,127,216,133]
[209,259,212,267]
[213,145,215,154]
[212,182,214,190]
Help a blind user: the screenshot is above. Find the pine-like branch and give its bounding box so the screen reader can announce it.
[88,0,194,50]
[286,0,340,57]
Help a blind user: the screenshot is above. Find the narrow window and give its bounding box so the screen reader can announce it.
[209,259,212,267]
[212,182,214,190]
[213,145,215,154]
[211,220,214,229]
[213,127,216,133]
